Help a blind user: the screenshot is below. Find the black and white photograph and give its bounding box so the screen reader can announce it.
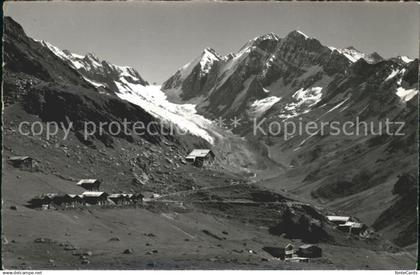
[1,1,418,271]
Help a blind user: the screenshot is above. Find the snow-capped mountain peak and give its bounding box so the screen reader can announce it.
[162,29,417,127]
[398,55,414,64]
[40,40,149,88]
[339,46,366,62]
[252,32,280,42]
[237,33,280,53]
[161,47,224,102]
[296,30,309,39]
[84,53,103,67]
[200,48,221,73]
[85,52,100,60]
[203,47,221,58]
[285,30,311,40]
[177,47,221,76]
[38,40,72,61]
[330,46,383,64]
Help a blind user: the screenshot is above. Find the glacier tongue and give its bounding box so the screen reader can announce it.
[114,82,216,144]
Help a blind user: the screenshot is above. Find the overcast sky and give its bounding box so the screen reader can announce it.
[5,2,419,83]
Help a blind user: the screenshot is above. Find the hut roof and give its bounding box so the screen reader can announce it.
[341,221,364,228]
[66,194,83,199]
[326,216,350,222]
[82,191,107,198]
[77,179,99,185]
[186,149,213,159]
[109,194,123,199]
[9,156,31,161]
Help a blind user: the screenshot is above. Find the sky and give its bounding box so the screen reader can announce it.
[4,2,419,83]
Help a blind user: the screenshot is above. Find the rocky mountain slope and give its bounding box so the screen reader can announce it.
[5,15,271,171]
[37,38,216,144]
[162,30,419,249]
[2,15,217,195]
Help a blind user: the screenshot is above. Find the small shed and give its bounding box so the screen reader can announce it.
[77,179,101,191]
[82,191,109,205]
[297,244,322,258]
[185,149,215,167]
[9,156,36,170]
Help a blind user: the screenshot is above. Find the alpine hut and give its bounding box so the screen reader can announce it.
[185,149,215,167]
[9,156,36,170]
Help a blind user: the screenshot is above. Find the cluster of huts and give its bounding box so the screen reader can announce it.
[262,215,368,263]
[263,243,322,263]
[28,179,143,210]
[326,215,367,235]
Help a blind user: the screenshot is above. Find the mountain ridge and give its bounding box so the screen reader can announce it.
[161,28,419,249]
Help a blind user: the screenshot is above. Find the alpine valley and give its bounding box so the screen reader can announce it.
[2,16,418,269]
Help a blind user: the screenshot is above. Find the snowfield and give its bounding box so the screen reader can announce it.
[293,87,323,105]
[396,87,418,102]
[400,56,414,63]
[249,96,282,118]
[277,87,323,120]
